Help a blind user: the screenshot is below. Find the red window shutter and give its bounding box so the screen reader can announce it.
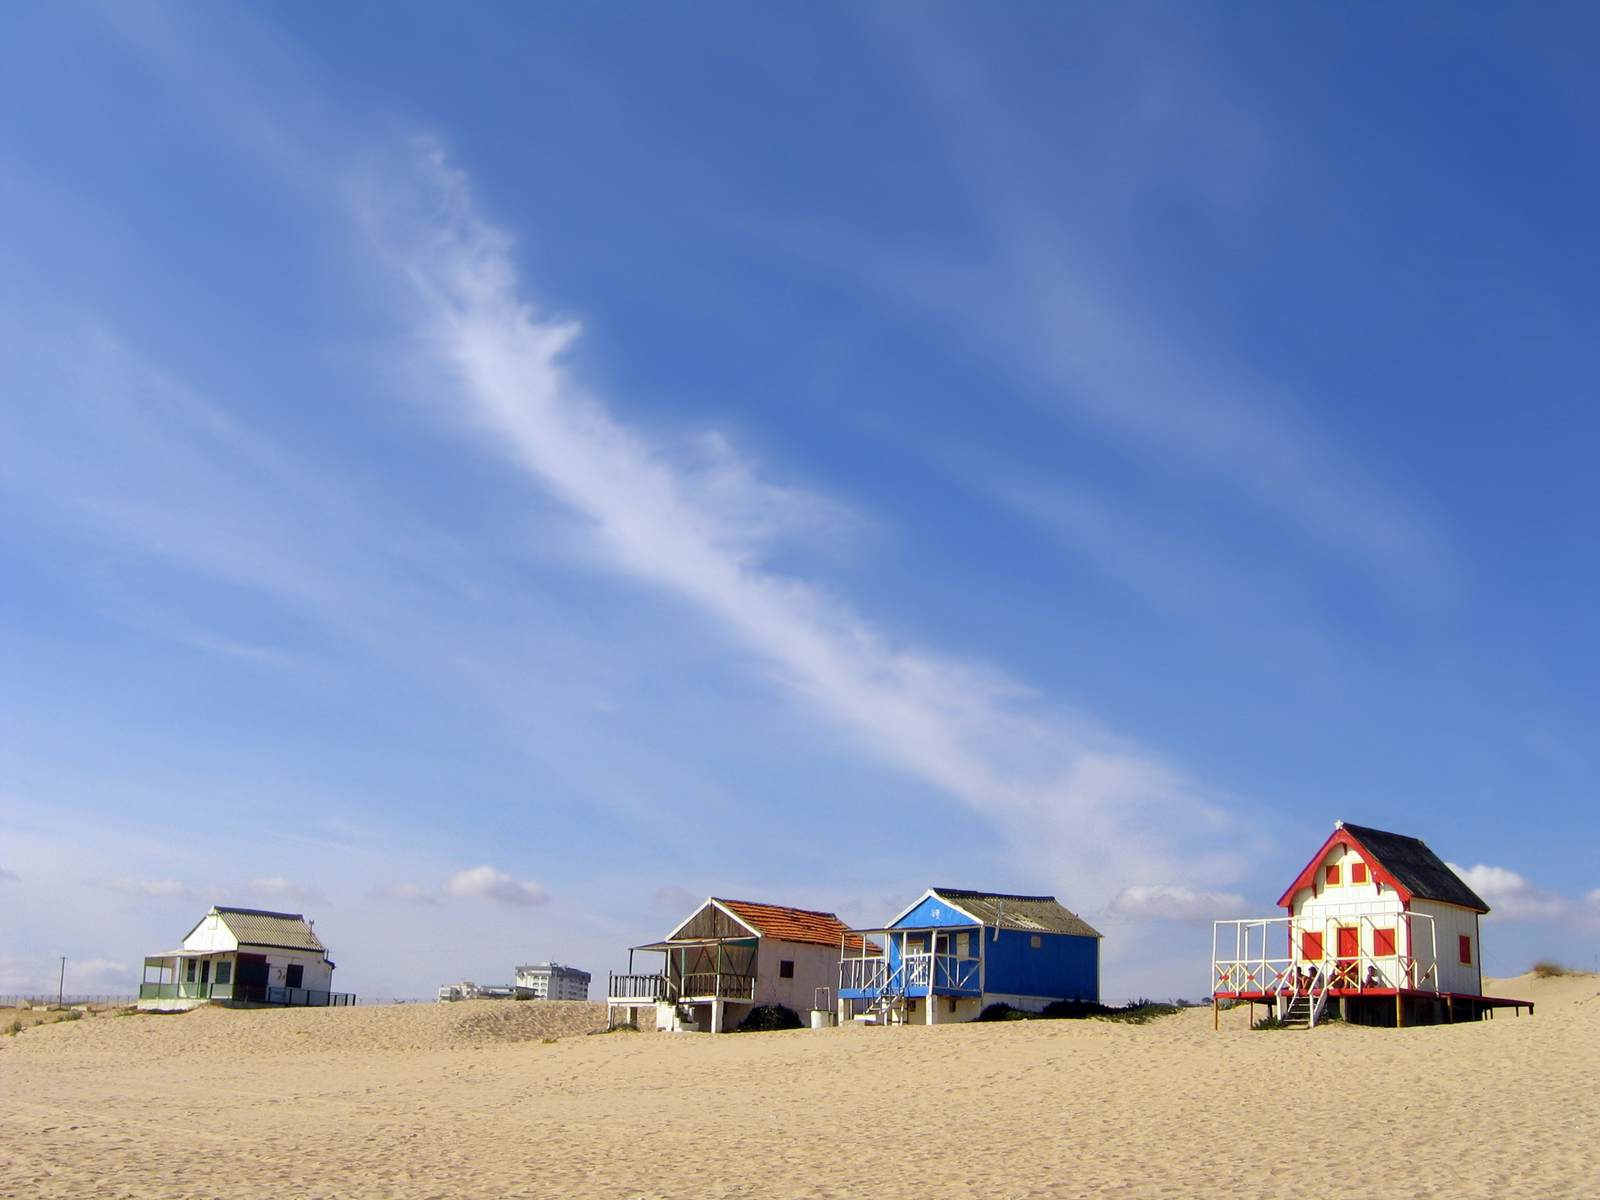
[1325,865,1341,886]
[1373,928,1396,957]
[1351,863,1368,884]
[1459,935,1472,965]
[1302,932,1324,961]
[1337,927,1359,958]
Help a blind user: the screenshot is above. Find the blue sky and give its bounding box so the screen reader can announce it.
[2,3,1596,1000]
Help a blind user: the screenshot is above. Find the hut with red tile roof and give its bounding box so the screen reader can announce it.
[608,896,863,1033]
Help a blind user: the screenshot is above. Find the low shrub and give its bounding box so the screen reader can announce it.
[1040,999,1109,1019]
[973,998,1180,1025]
[1532,961,1578,978]
[976,1002,1025,1022]
[1099,1001,1181,1025]
[735,1004,803,1032]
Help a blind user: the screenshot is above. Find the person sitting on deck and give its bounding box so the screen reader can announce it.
[1364,965,1382,990]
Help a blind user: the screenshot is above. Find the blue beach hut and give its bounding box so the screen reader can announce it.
[837,888,1101,1024]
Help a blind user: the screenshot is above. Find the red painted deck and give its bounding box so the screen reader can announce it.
[1215,987,1533,1013]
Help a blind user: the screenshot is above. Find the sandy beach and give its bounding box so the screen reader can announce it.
[2,974,1595,1199]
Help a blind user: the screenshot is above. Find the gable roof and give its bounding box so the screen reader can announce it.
[715,898,859,948]
[1276,823,1489,913]
[928,888,1102,939]
[214,907,327,953]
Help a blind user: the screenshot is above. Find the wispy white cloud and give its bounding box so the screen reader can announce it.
[1450,862,1571,920]
[371,882,440,906]
[444,865,550,907]
[1108,883,1247,925]
[101,877,206,901]
[354,143,1242,901]
[245,877,328,906]
[66,957,130,988]
[0,866,17,883]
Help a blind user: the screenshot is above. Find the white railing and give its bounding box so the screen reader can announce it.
[607,973,668,1002]
[839,957,889,993]
[839,952,979,996]
[1309,964,1331,1027]
[679,972,756,1001]
[1212,910,1440,1007]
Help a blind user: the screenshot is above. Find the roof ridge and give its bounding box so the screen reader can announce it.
[713,897,845,919]
[215,906,309,920]
[933,887,1058,902]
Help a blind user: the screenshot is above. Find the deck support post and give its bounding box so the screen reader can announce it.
[1395,992,1404,1029]
[1212,997,1219,1031]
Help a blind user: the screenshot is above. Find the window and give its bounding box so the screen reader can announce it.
[1029,935,1042,949]
[956,932,971,957]
[1302,932,1324,961]
[947,997,957,1014]
[1372,928,1396,957]
[1324,865,1341,887]
[285,964,304,989]
[779,959,794,979]
[186,959,197,982]
[1459,935,1472,965]
[215,962,232,985]
[1351,862,1368,885]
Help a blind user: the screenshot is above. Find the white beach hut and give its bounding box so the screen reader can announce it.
[139,905,353,1010]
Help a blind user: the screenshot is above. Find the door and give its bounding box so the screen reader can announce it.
[236,954,269,1000]
[285,964,304,991]
[1335,926,1359,987]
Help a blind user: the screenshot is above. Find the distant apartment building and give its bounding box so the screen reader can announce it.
[513,961,591,1001]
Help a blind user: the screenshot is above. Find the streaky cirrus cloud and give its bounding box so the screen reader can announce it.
[444,865,550,907]
[1108,883,1248,925]
[352,142,1244,903]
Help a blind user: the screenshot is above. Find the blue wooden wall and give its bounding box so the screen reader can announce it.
[887,892,1100,1002]
[982,926,1098,1002]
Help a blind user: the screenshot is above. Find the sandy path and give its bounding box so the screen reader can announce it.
[2,978,1596,1198]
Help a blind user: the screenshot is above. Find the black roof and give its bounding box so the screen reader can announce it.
[1342,823,1489,912]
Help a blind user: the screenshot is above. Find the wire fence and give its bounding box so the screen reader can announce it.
[2,994,136,1008]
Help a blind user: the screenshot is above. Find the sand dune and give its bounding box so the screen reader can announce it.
[3,975,1596,1198]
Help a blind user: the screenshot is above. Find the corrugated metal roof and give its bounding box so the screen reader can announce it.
[215,907,327,953]
[931,889,1102,938]
[715,898,862,948]
[1339,824,1489,913]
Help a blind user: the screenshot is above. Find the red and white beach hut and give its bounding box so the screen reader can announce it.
[1212,821,1533,1027]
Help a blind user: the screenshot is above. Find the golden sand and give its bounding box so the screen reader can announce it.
[2,975,1595,1198]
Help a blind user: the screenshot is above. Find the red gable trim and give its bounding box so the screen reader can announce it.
[1275,827,1413,910]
